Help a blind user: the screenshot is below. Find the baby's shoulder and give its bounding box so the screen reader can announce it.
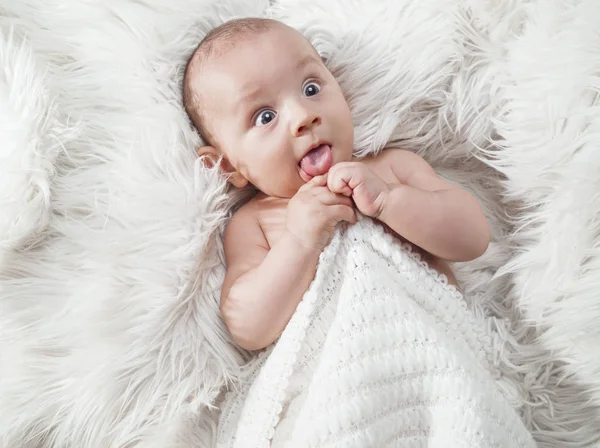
[226,194,287,248]
[224,198,263,244]
[232,196,261,219]
[227,199,261,236]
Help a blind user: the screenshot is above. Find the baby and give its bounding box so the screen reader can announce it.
[183,18,490,351]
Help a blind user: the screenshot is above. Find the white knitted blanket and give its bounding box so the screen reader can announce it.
[216,218,536,447]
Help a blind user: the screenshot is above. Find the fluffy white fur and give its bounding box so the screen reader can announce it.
[491,0,600,406]
[0,0,599,447]
[0,29,76,265]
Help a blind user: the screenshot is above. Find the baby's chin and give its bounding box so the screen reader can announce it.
[257,179,303,199]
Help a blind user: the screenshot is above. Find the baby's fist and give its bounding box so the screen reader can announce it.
[327,162,389,218]
[286,175,356,250]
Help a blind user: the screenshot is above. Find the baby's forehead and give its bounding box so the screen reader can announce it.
[204,22,291,60]
[218,22,314,60]
[200,28,317,88]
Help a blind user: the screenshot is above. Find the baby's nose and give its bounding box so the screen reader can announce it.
[293,113,321,136]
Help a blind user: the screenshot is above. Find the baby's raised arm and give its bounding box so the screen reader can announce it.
[326,149,489,262]
[377,149,490,261]
[221,177,355,351]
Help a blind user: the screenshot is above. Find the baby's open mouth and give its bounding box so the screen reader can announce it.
[299,144,332,182]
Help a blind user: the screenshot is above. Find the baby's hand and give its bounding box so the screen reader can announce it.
[327,162,390,218]
[286,175,357,250]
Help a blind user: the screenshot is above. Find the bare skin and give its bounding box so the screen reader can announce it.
[186,20,490,351]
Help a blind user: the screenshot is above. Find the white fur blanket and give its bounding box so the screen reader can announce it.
[1,0,600,447]
[216,218,536,447]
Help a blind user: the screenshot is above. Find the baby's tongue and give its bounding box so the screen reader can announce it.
[299,144,332,178]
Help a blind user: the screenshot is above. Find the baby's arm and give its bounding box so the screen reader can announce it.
[377,150,489,261]
[327,149,489,262]
[221,177,355,351]
[221,209,320,351]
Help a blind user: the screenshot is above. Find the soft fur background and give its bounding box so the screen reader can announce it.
[1,0,599,447]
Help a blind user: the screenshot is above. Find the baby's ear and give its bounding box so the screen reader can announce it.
[196,146,220,169]
[196,146,249,189]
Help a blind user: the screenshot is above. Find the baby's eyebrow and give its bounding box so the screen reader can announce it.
[295,54,321,71]
[237,86,264,108]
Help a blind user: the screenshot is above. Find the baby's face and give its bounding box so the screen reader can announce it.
[198,25,354,198]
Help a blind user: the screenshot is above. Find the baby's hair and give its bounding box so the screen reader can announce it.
[183,17,281,146]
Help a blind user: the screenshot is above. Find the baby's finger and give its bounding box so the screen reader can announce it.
[327,169,353,196]
[310,173,328,186]
[317,190,354,208]
[329,204,357,224]
[298,174,326,193]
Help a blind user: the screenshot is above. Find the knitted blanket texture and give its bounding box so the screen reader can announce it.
[216,218,536,447]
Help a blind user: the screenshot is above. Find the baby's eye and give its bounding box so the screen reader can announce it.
[254,109,277,127]
[303,81,321,97]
